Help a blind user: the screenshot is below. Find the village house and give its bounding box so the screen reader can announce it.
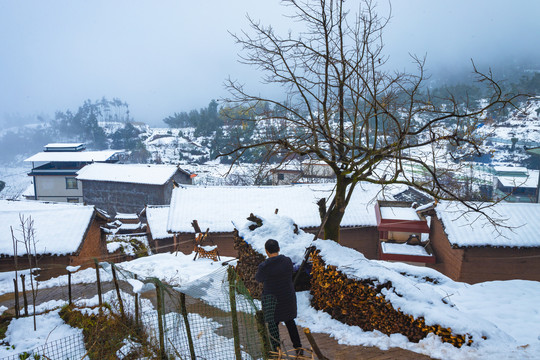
[491,165,539,203]
[424,200,540,283]
[0,200,109,279]
[76,163,192,215]
[24,143,122,203]
[163,183,403,257]
[270,160,336,185]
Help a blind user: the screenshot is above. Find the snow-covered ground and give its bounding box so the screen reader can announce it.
[1,241,540,359]
[237,213,540,360]
[0,164,32,200]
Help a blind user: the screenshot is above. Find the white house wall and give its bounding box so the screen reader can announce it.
[34,175,83,202]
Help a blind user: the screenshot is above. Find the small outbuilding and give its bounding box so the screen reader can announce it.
[0,200,109,279]
[426,200,540,283]
[375,201,435,265]
[76,163,192,214]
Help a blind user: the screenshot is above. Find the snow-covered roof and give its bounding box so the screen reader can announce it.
[115,213,139,220]
[435,200,540,248]
[44,143,84,149]
[493,166,528,174]
[168,183,404,233]
[0,200,96,256]
[77,163,179,185]
[380,242,430,256]
[380,206,420,221]
[146,205,171,240]
[496,170,539,188]
[24,150,121,163]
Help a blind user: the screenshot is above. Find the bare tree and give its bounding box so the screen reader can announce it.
[18,214,39,330]
[223,0,516,242]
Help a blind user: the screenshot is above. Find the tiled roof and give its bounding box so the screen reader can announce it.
[436,200,540,248]
[0,200,95,256]
[167,183,404,233]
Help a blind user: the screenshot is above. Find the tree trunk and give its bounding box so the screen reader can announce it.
[322,178,348,242]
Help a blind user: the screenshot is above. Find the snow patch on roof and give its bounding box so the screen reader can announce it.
[0,200,95,256]
[496,170,539,188]
[380,206,420,221]
[436,200,540,247]
[77,163,179,185]
[146,205,171,240]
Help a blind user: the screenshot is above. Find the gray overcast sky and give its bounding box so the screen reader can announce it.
[1,0,539,125]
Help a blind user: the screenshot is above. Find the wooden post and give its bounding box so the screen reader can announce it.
[180,292,196,360]
[67,271,72,305]
[303,328,329,360]
[94,259,102,309]
[12,278,19,318]
[155,283,166,360]
[228,266,242,359]
[134,274,139,327]
[20,274,28,316]
[110,264,125,319]
[256,309,271,360]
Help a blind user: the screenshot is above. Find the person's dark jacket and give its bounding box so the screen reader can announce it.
[255,254,297,322]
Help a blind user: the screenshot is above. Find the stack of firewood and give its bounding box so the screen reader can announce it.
[233,220,266,298]
[310,250,473,348]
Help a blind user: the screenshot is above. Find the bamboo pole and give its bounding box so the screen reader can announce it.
[303,328,328,360]
[134,274,139,327]
[228,266,242,359]
[155,283,166,360]
[20,274,28,316]
[12,278,19,318]
[110,264,125,319]
[255,309,271,360]
[67,271,72,305]
[180,292,196,360]
[93,259,102,309]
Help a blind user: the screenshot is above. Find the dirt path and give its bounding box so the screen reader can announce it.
[277,324,435,359]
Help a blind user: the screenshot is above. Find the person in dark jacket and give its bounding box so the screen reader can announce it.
[255,239,302,354]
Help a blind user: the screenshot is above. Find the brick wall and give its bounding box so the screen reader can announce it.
[459,246,540,283]
[71,216,107,268]
[426,216,464,281]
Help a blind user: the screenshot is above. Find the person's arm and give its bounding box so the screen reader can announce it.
[255,261,266,283]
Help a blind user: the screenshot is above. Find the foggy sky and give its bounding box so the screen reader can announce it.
[1,0,539,126]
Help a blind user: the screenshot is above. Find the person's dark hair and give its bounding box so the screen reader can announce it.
[265,239,280,254]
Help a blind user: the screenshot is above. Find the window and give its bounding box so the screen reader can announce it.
[277,173,285,180]
[67,197,79,203]
[65,177,78,189]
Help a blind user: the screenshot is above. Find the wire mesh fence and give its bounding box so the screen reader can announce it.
[1,260,272,360]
